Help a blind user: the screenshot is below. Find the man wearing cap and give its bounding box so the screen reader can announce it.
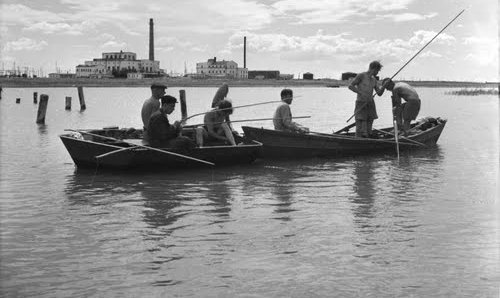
[382,78,421,135]
[148,95,195,149]
[141,83,167,142]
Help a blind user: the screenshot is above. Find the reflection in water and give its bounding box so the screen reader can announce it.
[349,148,445,257]
[203,180,232,221]
[351,158,376,219]
[267,166,300,221]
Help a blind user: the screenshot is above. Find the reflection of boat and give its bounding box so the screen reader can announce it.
[242,117,446,159]
[60,128,262,170]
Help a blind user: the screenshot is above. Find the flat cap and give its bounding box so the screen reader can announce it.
[151,83,167,90]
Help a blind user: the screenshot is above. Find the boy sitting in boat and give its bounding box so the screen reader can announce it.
[148,95,195,150]
[273,89,309,133]
[382,78,421,136]
[197,100,237,146]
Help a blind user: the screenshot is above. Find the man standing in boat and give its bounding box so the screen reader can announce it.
[348,61,386,138]
[382,78,421,135]
[273,88,309,133]
[148,95,195,150]
[141,83,167,142]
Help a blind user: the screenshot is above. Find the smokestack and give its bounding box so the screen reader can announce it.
[243,36,246,68]
[149,18,154,61]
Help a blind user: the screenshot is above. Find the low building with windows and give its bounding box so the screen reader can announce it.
[196,57,248,79]
[76,51,163,78]
[248,70,280,80]
[48,73,76,79]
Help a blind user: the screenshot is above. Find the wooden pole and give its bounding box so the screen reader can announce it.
[33,92,38,104]
[36,94,49,124]
[179,90,187,120]
[16,98,20,104]
[77,86,86,110]
[65,96,72,110]
[0,87,2,100]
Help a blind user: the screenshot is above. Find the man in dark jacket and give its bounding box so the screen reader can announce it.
[148,95,194,150]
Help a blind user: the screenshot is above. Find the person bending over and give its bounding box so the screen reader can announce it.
[382,78,421,135]
[199,99,237,146]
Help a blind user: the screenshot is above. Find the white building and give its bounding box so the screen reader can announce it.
[76,51,163,78]
[196,57,248,79]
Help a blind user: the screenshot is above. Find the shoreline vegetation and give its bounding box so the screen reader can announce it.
[446,88,499,95]
[0,77,498,89]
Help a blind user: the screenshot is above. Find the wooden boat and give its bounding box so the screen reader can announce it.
[60,128,262,170]
[242,117,446,159]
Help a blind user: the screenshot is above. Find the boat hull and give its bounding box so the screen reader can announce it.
[60,133,262,170]
[242,118,446,159]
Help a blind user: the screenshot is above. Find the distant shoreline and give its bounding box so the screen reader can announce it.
[0,77,498,89]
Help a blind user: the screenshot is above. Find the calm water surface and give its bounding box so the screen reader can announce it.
[0,86,498,297]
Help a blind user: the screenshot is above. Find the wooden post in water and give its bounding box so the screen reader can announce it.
[16,98,20,104]
[77,86,86,110]
[36,94,49,124]
[0,87,3,100]
[33,92,38,104]
[65,96,72,110]
[179,89,187,121]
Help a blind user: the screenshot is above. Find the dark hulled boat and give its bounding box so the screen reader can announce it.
[60,128,262,170]
[242,117,446,159]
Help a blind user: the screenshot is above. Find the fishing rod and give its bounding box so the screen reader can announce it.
[183,95,303,122]
[183,116,311,128]
[346,9,466,123]
[182,100,282,122]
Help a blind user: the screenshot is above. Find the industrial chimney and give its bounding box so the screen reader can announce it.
[243,36,246,68]
[149,18,154,61]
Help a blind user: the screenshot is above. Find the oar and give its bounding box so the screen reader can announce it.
[373,128,426,147]
[183,100,282,122]
[345,9,465,123]
[393,117,400,159]
[66,129,215,166]
[333,122,356,134]
[183,116,311,128]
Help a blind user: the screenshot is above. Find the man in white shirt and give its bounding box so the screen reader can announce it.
[273,89,309,133]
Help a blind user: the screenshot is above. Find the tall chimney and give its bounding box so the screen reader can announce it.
[149,18,154,61]
[243,36,246,68]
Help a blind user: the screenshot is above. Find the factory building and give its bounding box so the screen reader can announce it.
[75,18,163,78]
[75,51,162,78]
[196,57,247,79]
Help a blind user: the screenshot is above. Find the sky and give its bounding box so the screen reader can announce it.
[0,0,498,82]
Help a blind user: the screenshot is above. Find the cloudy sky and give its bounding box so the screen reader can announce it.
[0,0,498,81]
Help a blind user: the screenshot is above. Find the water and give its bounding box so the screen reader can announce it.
[0,86,498,297]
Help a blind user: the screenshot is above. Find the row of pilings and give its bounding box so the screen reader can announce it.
[0,86,188,125]
[0,86,86,124]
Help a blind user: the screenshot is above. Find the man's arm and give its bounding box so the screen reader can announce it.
[374,79,386,96]
[348,74,362,94]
